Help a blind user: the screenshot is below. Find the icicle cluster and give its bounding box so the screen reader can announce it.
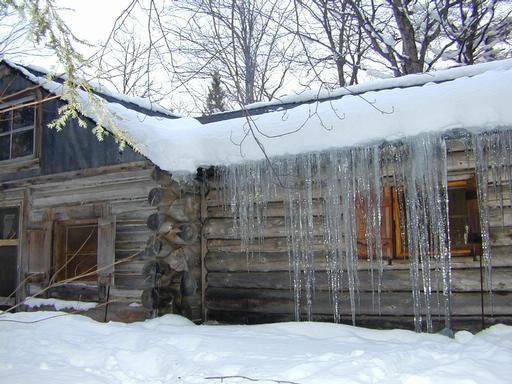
[382,135,452,332]
[216,129,511,332]
[472,130,512,313]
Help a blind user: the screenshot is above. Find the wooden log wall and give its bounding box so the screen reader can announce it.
[140,169,203,321]
[202,142,512,331]
[2,162,163,321]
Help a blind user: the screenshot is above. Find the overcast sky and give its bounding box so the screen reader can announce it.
[60,0,129,45]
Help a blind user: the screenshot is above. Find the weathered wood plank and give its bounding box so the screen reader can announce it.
[206,248,512,273]
[205,288,512,316]
[32,182,154,208]
[29,167,154,193]
[207,237,318,253]
[205,217,326,239]
[208,201,325,219]
[490,226,512,246]
[207,268,512,292]
[115,260,146,274]
[98,217,115,280]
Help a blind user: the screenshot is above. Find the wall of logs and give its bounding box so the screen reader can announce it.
[201,141,512,332]
[141,169,203,321]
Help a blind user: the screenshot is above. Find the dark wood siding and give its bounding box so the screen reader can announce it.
[0,64,144,183]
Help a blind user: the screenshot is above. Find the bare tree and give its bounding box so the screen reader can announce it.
[159,0,298,105]
[292,0,369,87]
[346,0,455,76]
[95,25,167,101]
[0,8,33,57]
[438,0,512,65]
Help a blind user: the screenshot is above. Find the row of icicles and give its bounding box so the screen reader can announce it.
[215,129,512,332]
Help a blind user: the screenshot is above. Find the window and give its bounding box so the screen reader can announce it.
[357,177,481,259]
[446,178,481,256]
[0,96,36,162]
[54,220,98,282]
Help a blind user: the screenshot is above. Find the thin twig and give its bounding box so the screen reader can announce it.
[205,375,302,384]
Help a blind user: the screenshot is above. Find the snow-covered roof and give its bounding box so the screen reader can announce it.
[3,60,179,119]
[3,58,512,173]
[242,59,512,113]
[140,58,512,173]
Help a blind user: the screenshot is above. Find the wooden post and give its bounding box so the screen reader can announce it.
[98,216,116,285]
[200,178,208,322]
[18,188,31,304]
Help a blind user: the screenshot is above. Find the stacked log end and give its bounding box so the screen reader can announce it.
[142,169,201,319]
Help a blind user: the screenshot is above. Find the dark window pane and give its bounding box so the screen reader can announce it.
[0,135,10,160]
[0,110,12,133]
[11,129,34,158]
[65,252,97,280]
[62,224,98,281]
[448,188,466,216]
[66,225,98,254]
[0,208,18,240]
[448,188,469,247]
[0,246,17,297]
[12,105,35,130]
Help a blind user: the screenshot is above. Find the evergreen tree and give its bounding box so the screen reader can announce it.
[203,71,227,115]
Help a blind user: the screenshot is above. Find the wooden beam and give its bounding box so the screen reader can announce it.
[0,239,18,246]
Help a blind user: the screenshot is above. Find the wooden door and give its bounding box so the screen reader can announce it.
[0,207,19,300]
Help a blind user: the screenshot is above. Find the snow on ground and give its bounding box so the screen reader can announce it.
[1,312,511,384]
[23,297,98,311]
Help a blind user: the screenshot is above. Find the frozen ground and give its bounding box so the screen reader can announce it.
[1,312,511,384]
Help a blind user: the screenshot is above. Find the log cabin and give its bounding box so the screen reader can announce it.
[0,60,203,322]
[1,58,511,332]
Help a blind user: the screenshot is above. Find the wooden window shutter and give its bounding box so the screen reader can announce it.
[465,177,482,254]
[381,186,394,259]
[97,217,115,285]
[356,186,394,260]
[26,222,52,282]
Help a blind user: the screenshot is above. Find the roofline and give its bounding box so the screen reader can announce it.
[198,59,512,124]
[2,60,178,119]
[197,76,461,124]
[196,79,456,124]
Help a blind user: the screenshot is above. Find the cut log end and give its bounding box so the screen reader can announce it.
[147,213,169,231]
[148,187,179,207]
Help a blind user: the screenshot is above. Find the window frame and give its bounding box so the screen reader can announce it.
[390,177,481,259]
[0,90,43,170]
[53,218,99,283]
[0,95,37,162]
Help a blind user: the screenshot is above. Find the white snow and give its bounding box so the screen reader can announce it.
[0,311,511,384]
[142,59,512,173]
[23,297,98,311]
[243,57,512,111]
[4,58,512,173]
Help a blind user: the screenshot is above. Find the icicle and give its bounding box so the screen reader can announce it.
[473,132,494,314]
[323,151,345,323]
[219,131,464,332]
[382,133,452,332]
